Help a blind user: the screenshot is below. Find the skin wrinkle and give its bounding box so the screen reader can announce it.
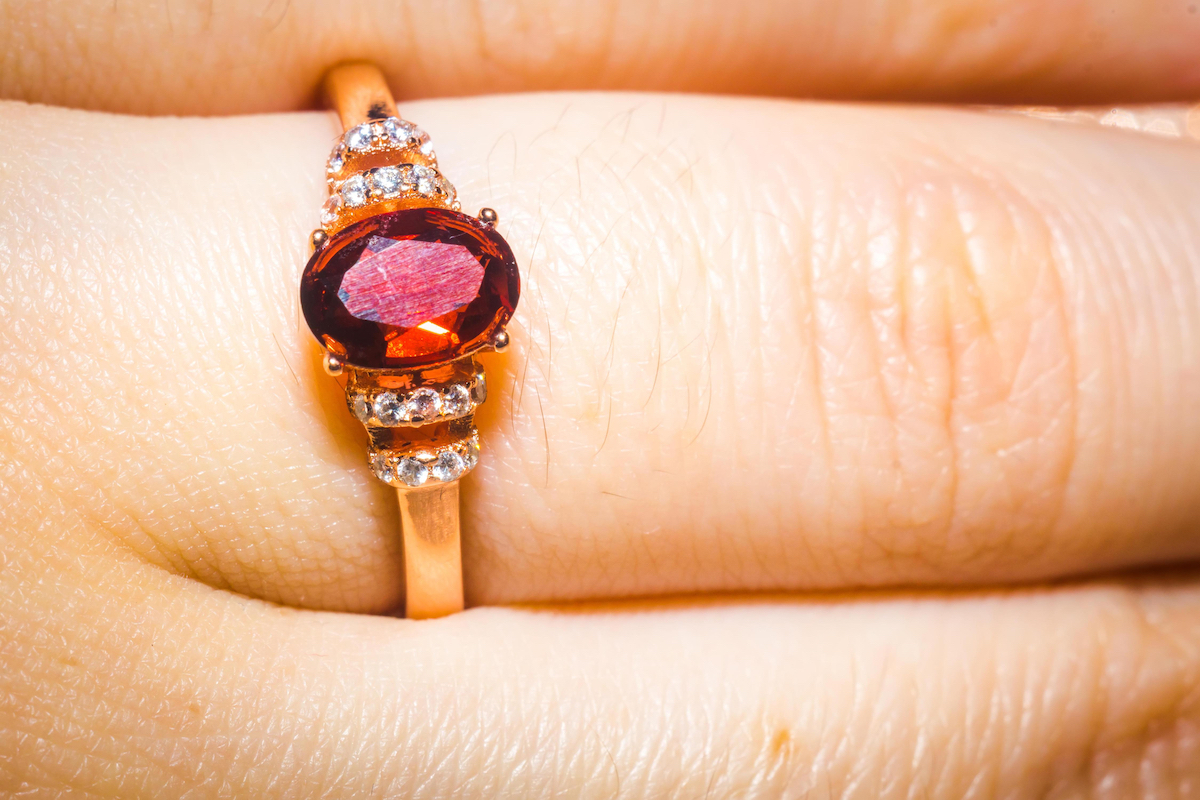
[1064,157,1171,565]
[931,137,1081,564]
[847,167,918,572]
[1080,597,1200,794]
[945,176,1007,568]
[1014,211,1077,561]
[953,168,1060,562]
[1012,127,1193,562]
[799,160,840,578]
[1125,174,1196,546]
[881,161,926,568]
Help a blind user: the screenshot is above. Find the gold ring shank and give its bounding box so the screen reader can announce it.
[397,483,463,619]
[322,62,399,129]
[324,61,465,620]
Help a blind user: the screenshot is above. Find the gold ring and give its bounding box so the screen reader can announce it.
[300,62,520,619]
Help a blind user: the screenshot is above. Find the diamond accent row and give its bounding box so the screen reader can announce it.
[327,117,434,175]
[321,164,457,226]
[369,436,481,487]
[349,376,486,427]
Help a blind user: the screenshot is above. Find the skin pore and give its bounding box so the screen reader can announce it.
[2,1,1200,796]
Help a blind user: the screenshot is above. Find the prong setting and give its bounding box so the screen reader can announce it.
[310,229,329,252]
[490,329,510,353]
[478,207,499,227]
[323,352,345,376]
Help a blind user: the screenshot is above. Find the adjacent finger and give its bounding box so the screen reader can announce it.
[3,537,1199,797]
[4,0,1200,114]
[3,94,1200,611]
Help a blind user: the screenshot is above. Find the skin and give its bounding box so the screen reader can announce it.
[2,1,1200,797]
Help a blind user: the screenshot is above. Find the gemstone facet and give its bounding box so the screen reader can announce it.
[301,207,520,370]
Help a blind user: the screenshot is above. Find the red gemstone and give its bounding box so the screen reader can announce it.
[301,208,519,370]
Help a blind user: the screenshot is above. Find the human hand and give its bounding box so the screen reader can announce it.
[3,1,1200,796]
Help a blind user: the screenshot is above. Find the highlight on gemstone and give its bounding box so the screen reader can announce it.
[300,207,520,370]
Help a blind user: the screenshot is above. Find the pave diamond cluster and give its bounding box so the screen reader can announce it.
[322,165,457,226]
[370,436,482,487]
[347,375,486,427]
[320,116,459,228]
[328,117,434,173]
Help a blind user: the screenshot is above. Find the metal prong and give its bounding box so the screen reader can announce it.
[311,229,329,252]
[490,329,510,353]
[323,352,345,376]
[478,208,499,227]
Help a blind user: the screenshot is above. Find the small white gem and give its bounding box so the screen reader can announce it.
[463,438,481,469]
[327,144,345,174]
[438,178,457,204]
[406,387,442,422]
[344,123,373,151]
[397,164,416,189]
[413,165,436,195]
[431,451,465,482]
[442,384,471,417]
[341,174,368,207]
[470,373,487,404]
[370,452,396,483]
[414,129,433,156]
[397,458,429,487]
[320,195,341,226]
[385,118,417,144]
[374,392,407,425]
[371,166,401,194]
[351,394,371,422]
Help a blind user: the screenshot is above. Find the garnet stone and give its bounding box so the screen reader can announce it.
[301,207,519,370]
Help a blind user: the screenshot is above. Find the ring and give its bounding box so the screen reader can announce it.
[299,62,521,619]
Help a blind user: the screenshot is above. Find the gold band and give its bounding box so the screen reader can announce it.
[397,483,463,619]
[322,62,399,129]
[323,62,465,620]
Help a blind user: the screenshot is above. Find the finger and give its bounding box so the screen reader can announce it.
[4,94,1200,611]
[3,0,1200,114]
[3,537,1200,797]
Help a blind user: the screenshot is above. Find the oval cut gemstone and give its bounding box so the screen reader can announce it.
[301,208,519,370]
